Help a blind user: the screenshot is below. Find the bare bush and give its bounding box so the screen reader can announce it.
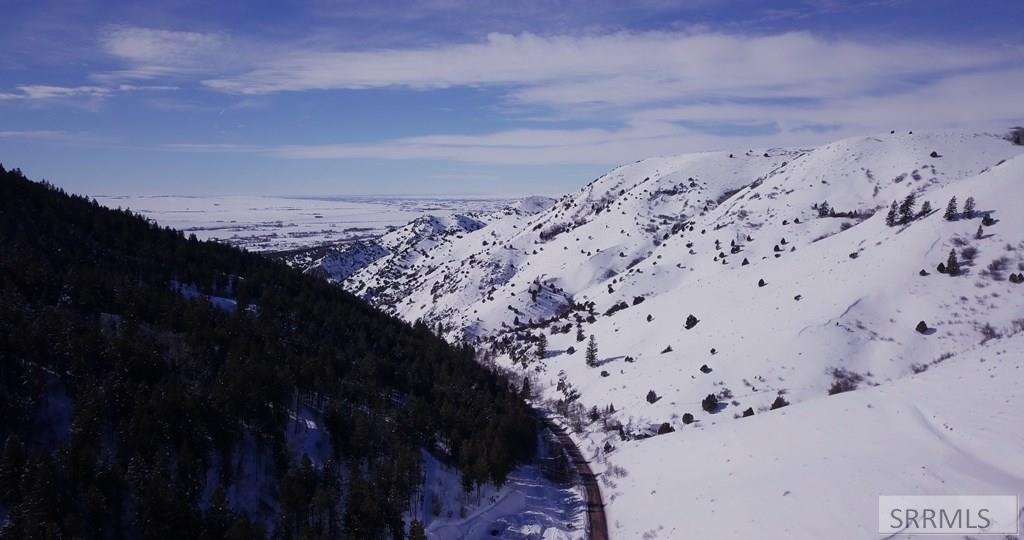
[982,256,1011,280]
[979,323,1002,345]
[828,368,864,395]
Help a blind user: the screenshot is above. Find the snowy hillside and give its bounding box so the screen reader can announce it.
[327,130,1024,538]
[316,202,555,310]
[600,333,1024,539]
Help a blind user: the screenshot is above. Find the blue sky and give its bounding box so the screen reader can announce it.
[1,0,1022,196]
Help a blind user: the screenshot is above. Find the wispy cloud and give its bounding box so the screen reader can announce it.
[96,26,241,81]
[0,130,72,139]
[164,62,1024,166]
[194,30,1011,106]
[0,83,177,101]
[0,129,111,145]
[162,142,270,152]
[94,26,1017,108]
[144,26,1022,165]
[9,22,1024,168]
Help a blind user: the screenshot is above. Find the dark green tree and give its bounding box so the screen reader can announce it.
[947,249,961,276]
[899,192,916,224]
[944,196,958,220]
[521,376,532,401]
[409,519,427,540]
[585,335,598,367]
[0,166,538,539]
[885,201,898,227]
[0,435,25,505]
[963,196,976,219]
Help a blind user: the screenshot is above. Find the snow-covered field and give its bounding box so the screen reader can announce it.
[92,194,519,252]
[317,130,1024,539]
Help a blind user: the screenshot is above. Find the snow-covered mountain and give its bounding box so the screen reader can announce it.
[309,200,555,305]
[321,130,1024,538]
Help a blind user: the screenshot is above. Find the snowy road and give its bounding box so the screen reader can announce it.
[543,418,609,540]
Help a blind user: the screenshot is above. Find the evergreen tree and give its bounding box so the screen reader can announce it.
[0,435,25,505]
[885,200,898,227]
[18,458,59,532]
[201,487,234,540]
[946,249,961,276]
[535,333,547,360]
[944,196,958,220]
[976,225,984,239]
[409,520,427,540]
[817,200,832,218]
[963,196,976,218]
[585,335,598,367]
[0,166,540,539]
[899,192,916,224]
[224,518,264,540]
[919,200,932,217]
[575,324,585,342]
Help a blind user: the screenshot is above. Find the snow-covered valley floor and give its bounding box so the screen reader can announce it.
[92,194,519,253]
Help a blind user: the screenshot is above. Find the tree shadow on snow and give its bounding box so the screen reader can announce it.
[592,355,625,367]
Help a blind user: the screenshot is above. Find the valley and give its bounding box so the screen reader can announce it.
[5,2,1022,538]
[78,129,1024,538]
[288,130,1024,538]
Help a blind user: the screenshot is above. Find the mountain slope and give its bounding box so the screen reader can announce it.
[0,167,537,539]
[604,332,1024,539]
[331,130,1024,538]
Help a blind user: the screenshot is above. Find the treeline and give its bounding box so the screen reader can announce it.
[0,166,536,539]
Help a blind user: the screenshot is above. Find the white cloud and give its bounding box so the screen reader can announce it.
[163,120,816,165]
[163,143,269,152]
[0,130,110,145]
[632,68,1024,131]
[178,66,1022,166]
[163,66,1024,166]
[193,31,1012,107]
[98,27,236,80]
[79,26,1024,165]
[0,130,71,139]
[0,83,178,101]
[16,85,111,99]
[96,27,1015,106]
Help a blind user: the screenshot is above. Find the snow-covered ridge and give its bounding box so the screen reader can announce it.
[324,129,1024,538]
[315,201,553,306]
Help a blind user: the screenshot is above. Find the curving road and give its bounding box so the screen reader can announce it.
[543,418,610,540]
